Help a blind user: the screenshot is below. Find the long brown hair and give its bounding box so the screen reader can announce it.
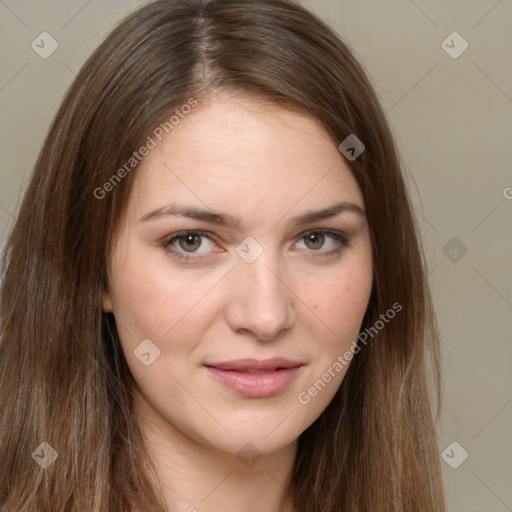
[0,0,445,510]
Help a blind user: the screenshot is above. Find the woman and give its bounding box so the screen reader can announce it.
[0,0,445,510]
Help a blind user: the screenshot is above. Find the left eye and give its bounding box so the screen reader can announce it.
[295,231,340,251]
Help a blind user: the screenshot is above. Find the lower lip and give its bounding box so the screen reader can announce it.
[204,366,302,398]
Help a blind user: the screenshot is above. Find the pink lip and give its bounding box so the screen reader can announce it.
[204,358,303,398]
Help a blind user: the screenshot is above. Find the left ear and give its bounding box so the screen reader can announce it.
[102,288,113,313]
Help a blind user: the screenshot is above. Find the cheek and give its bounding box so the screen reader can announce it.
[113,267,175,336]
[311,267,372,346]
[110,255,221,352]
[295,269,371,413]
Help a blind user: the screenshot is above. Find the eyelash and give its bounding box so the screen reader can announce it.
[162,229,350,263]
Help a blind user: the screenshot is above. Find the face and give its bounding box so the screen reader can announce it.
[103,94,373,458]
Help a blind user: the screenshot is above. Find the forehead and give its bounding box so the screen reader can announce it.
[126,95,364,224]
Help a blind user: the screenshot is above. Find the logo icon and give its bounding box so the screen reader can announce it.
[441,32,468,59]
[442,237,468,263]
[441,441,469,469]
[31,32,59,59]
[236,236,264,264]
[338,134,365,161]
[134,338,161,366]
[31,442,59,469]
[237,442,262,468]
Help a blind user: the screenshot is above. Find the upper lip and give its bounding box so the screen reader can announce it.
[205,358,303,371]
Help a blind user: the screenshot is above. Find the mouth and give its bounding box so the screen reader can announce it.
[204,358,304,398]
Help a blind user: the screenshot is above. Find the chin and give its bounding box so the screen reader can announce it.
[189,410,307,458]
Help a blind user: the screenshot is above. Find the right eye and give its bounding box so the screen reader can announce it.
[163,230,222,262]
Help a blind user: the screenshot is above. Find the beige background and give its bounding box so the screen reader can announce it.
[0,1,511,510]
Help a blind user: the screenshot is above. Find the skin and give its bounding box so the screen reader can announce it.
[103,93,373,512]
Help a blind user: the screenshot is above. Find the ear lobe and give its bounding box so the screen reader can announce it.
[102,290,113,313]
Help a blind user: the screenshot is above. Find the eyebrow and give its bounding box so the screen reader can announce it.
[139,201,365,230]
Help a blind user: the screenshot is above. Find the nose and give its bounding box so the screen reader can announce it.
[225,253,296,341]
